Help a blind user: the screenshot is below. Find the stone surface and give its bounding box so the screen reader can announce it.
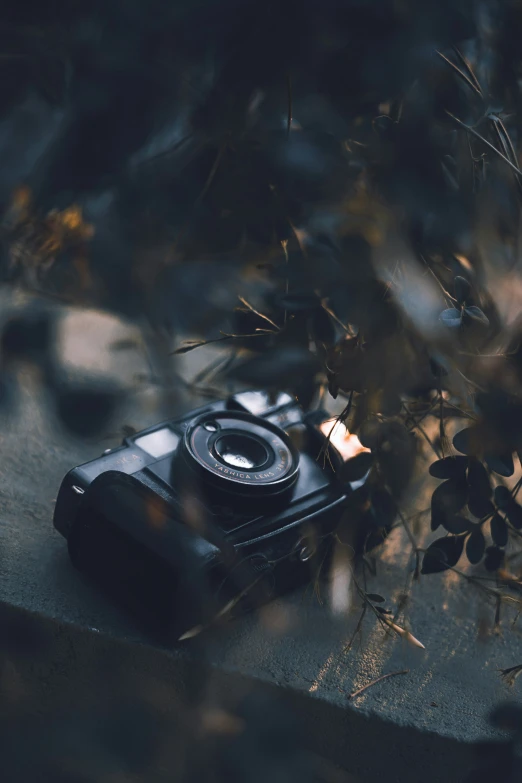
[0,304,521,782]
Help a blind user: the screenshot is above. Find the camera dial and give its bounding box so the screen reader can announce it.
[180,410,299,499]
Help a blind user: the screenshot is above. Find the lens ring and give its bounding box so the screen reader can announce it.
[213,432,271,471]
[181,410,299,497]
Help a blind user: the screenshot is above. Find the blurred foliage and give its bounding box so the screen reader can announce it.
[2,0,522,778]
[3,186,94,292]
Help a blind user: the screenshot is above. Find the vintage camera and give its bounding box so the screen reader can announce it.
[54,390,371,640]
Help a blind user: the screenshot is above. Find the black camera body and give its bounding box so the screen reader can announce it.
[54,390,368,640]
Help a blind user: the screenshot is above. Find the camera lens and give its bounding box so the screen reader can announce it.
[180,410,299,499]
[214,434,269,470]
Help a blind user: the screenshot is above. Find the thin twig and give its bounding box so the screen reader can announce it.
[197,142,227,203]
[347,670,410,701]
[402,402,442,458]
[317,393,354,467]
[512,475,522,501]
[440,399,477,420]
[171,329,275,354]
[443,563,522,610]
[490,116,522,195]
[348,565,424,647]
[492,120,515,166]
[494,116,518,166]
[178,576,263,640]
[344,605,367,653]
[420,255,457,306]
[237,296,280,330]
[452,46,482,93]
[436,50,483,99]
[446,111,522,178]
[321,300,353,334]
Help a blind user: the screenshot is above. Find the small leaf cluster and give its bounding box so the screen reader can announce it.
[440,276,490,331]
[423,445,520,574]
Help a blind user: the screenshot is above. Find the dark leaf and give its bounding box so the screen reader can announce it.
[468,494,495,520]
[326,336,364,393]
[374,421,415,499]
[506,502,522,530]
[454,276,471,304]
[429,357,448,378]
[366,593,385,603]
[494,485,513,510]
[429,456,467,480]
[421,536,465,574]
[367,487,397,529]
[440,308,462,328]
[475,391,522,443]
[484,452,514,477]
[327,374,339,399]
[463,306,490,327]
[380,393,403,417]
[431,479,468,531]
[358,417,382,449]
[444,515,473,534]
[453,426,480,456]
[490,514,508,548]
[341,451,373,482]
[310,307,336,345]
[467,459,492,498]
[484,546,505,572]
[466,528,486,564]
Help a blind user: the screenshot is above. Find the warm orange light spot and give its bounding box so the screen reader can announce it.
[60,205,94,237]
[454,253,473,272]
[319,420,371,462]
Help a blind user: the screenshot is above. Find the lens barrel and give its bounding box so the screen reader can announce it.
[179,410,299,499]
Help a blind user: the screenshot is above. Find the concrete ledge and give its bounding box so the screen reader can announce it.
[0,599,479,783]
